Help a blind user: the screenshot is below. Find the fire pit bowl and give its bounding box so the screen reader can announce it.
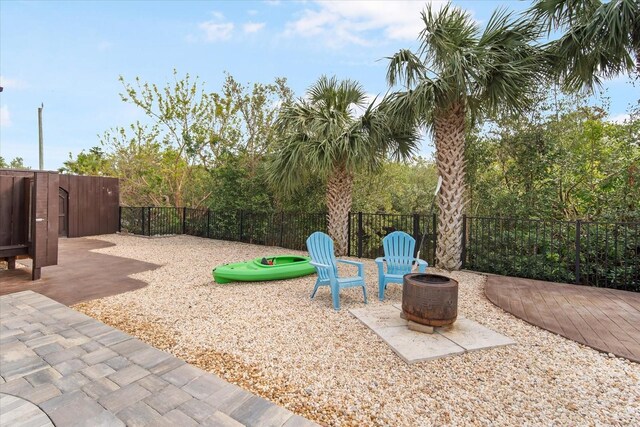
[402,273,458,327]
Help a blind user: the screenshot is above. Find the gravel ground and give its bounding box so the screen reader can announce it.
[74,234,640,426]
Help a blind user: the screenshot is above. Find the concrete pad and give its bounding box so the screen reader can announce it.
[349,306,407,329]
[350,305,515,364]
[436,317,516,351]
[376,325,465,363]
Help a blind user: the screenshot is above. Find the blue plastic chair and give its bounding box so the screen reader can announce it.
[306,231,367,310]
[375,231,427,300]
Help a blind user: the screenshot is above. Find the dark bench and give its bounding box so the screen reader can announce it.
[1,244,29,269]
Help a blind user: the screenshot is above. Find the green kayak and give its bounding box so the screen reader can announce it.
[212,255,316,284]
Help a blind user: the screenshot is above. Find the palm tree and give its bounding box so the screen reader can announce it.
[386,3,546,269]
[267,76,419,255]
[530,0,639,91]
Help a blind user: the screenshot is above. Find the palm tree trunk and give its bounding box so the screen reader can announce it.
[326,166,353,256]
[434,103,466,270]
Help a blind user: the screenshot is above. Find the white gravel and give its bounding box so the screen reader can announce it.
[74,234,640,426]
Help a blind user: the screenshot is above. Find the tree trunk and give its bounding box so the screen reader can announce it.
[434,104,466,270]
[326,166,353,256]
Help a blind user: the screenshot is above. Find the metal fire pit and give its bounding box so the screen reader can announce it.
[402,273,458,327]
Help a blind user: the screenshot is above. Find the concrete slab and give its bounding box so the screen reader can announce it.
[350,305,515,364]
[375,325,465,363]
[349,305,407,329]
[437,317,516,352]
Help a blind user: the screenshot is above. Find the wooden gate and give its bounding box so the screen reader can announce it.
[58,187,69,237]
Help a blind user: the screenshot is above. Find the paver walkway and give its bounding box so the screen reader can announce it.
[0,393,54,426]
[0,291,316,426]
[485,275,640,363]
[0,238,160,306]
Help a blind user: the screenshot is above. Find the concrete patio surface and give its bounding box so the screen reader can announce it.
[0,291,317,427]
[350,304,515,364]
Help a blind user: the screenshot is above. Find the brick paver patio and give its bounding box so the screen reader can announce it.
[485,276,640,363]
[0,291,317,426]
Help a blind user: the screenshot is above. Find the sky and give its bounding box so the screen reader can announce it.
[1,0,637,170]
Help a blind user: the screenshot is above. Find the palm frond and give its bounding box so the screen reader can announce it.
[473,10,548,116]
[530,0,637,90]
[386,49,427,88]
[528,0,601,31]
[418,2,478,82]
[267,75,420,193]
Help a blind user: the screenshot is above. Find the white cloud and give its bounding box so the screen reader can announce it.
[243,22,266,33]
[284,8,369,47]
[284,1,446,47]
[265,0,281,5]
[0,105,11,127]
[247,9,259,16]
[200,21,234,41]
[197,12,235,42]
[210,11,225,20]
[0,76,28,90]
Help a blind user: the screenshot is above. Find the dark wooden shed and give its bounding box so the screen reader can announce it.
[58,175,119,237]
[0,170,119,280]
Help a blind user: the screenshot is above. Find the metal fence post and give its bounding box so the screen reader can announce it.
[279,212,285,247]
[575,219,581,284]
[146,207,151,236]
[432,213,437,265]
[207,209,211,239]
[239,210,244,242]
[347,212,352,257]
[140,207,145,236]
[182,207,187,235]
[357,211,363,258]
[461,214,467,269]
[118,206,122,233]
[413,213,420,257]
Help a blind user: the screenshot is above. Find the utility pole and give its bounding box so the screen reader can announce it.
[0,87,3,158]
[38,103,44,170]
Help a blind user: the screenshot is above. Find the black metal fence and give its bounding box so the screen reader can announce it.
[119,207,437,265]
[462,216,639,292]
[348,212,437,265]
[119,207,638,291]
[120,207,327,252]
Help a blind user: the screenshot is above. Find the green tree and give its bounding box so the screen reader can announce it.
[205,74,295,213]
[0,156,28,169]
[530,0,639,90]
[101,71,293,209]
[267,75,420,255]
[352,158,439,214]
[111,70,216,207]
[386,3,546,268]
[466,88,640,221]
[59,146,112,175]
